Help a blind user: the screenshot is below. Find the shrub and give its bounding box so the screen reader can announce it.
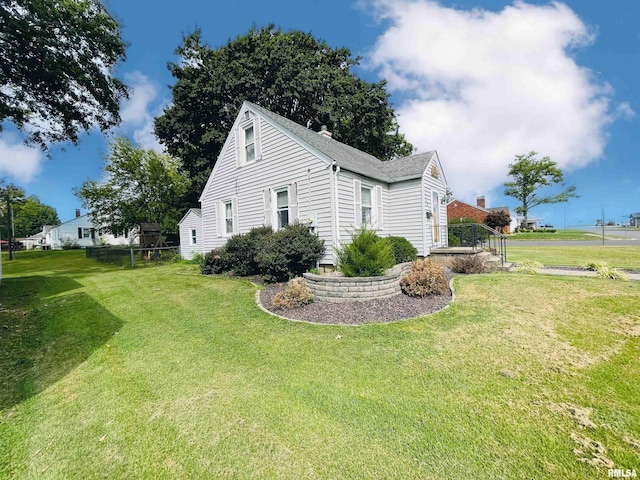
[271,278,314,309]
[584,260,628,280]
[256,223,325,283]
[400,259,449,297]
[225,226,273,276]
[191,252,204,265]
[386,236,418,264]
[201,247,230,275]
[451,255,487,274]
[484,210,511,232]
[515,259,544,274]
[61,237,80,250]
[447,218,489,247]
[335,225,394,277]
[448,234,461,247]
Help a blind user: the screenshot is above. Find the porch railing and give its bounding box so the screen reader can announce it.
[434,223,507,266]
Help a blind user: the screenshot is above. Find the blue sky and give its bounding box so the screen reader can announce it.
[2,0,638,228]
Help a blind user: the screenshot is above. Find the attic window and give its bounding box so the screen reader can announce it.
[244,125,255,162]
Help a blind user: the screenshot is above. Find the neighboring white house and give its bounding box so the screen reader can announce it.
[46,212,137,249]
[178,208,202,260]
[181,101,449,266]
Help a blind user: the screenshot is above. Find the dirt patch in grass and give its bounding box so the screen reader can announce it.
[570,433,614,469]
[554,403,597,429]
[259,282,453,325]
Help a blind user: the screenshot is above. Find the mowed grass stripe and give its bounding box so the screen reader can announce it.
[0,250,638,478]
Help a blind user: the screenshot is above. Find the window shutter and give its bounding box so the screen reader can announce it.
[78,227,82,239]
[91,228,96,240]
[216,201,224,237]
[232,197,239,234]
[253,118,262,161]
[353,179,362,227]
[235,127,242,167]
[288,182,298,224]
[375,186,383,230]
[263,189,272,226]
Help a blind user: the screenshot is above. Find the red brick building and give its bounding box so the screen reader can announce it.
[447,197,512,233]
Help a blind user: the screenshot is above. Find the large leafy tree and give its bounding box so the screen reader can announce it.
[75,137,191,234]
[504,152,578,228]
[155,25,414,203]
[0,0,128,148]
[13,196,60,237]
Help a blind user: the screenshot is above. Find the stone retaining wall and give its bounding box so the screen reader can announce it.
[303,263,412,303]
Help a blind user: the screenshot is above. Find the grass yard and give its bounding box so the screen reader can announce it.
[507,229,629,241]
[507,246,640,270]
[1,250,639,479]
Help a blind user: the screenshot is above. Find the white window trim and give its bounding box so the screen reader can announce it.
[236,115,261,167]
[353,180,383,230]
[190,228,197,245]
[275,188,289,230]
[217,197,239,237]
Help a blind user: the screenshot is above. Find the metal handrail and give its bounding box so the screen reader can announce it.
[443,222,507,265]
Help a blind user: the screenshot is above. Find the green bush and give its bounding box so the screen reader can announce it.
[201,247,230,275]
[400,259,449,297]
[447,218,488,247]
[386,236,418,264]
[61,237,81,250]
[256,223,325,283]
[335,225,394,277]
[225,226,273,276]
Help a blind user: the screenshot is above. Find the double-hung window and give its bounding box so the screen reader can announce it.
[276,189,289,229]
[244,125,255,162]
[224,201,234,234]
[191,229,197,245]
[361,186,372,225]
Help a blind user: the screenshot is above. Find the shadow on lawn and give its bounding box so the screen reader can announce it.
[0,275,123,411]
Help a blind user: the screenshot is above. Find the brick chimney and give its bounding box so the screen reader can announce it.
[75,209,81,218]
[476,196,486,209]
[318,125,332,139]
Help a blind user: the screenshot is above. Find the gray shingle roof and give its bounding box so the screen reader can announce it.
[246,102,433,183]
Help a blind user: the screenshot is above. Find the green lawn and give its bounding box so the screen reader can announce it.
[507,246,640,270]
[507,229,610,241]
[1,250,639,479]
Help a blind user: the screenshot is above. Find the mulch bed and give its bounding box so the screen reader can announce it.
[258,282,453,325]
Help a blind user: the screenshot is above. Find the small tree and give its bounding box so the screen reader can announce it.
[484,210,511,233]
[504,152,577,229]
[0,181,25,260]
[75,137,190,234]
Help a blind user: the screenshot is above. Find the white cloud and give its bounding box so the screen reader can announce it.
[368,0,621,201]
[0,131,44,182]
[615,102,635,120]
[119,71,166,151]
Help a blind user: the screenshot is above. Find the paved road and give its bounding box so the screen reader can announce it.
[507,227,640,247]
[508,239,640,247]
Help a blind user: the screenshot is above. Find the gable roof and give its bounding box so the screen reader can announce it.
[179,208,202,225]
[245,102,435,183]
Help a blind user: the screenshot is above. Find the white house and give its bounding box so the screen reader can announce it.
[182,101,449,266]
[46,212,137,249]
[178,208,202,260]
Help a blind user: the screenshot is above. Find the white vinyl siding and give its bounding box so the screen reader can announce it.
[179,209,203,260]
[201,114,333,263]
[422,157,448,250]
[387,179,424,255]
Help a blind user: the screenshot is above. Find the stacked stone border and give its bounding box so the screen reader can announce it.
[303,262,412,303]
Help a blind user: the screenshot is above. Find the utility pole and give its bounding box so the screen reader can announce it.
[9,201,15,260]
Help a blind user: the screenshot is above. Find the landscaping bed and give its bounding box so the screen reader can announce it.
[259,278,453,325]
